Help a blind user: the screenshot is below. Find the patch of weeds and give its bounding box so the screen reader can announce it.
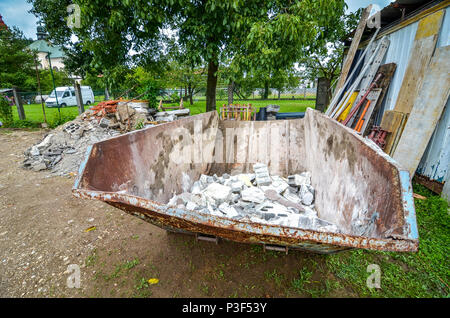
[291,267,313,294]
[266,250,279,259]
[306,279,341,298]
[241,262,250,269]
[124,258,140,270]
[214,263,226,280]
[323,183,449,297]
[265,269,285,288]
[188,260,195,272]
[199,282,209,296]
[133,277,153,298]
[251,245,263,254]
[229,291,239,298]
[104,258,141,281]
[85,249,98,267]
[172,290,181,298]
[131,234,139,240]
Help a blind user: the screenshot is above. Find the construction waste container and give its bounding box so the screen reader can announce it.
[73,108,418,254]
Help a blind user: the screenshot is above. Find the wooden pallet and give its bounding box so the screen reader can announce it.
[220,104,256,121]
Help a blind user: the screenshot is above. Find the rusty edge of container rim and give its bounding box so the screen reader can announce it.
[331,111,419,245]
[72,110,419,253]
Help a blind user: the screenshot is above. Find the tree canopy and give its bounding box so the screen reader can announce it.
[0,26,36,90]
[29,0,349,109]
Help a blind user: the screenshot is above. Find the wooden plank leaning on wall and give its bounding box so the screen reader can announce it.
[333,5,373,94]
[382,10,444,154]
[393,45,450,176]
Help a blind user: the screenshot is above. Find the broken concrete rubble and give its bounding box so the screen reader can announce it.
[22,99,193,175]
[167,163,341,233]
[154,109,190,122]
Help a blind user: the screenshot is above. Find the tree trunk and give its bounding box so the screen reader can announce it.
[105,86,110,100]
[227,81,234,105]
[277,90,281,100]
[206,60,218,112]
[188,83,194,105]
[315,77,331,113]
[263,81,269,99]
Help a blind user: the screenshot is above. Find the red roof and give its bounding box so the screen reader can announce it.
[0,14,7,30]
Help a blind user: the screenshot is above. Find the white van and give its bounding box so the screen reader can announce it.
[45,86,94,108]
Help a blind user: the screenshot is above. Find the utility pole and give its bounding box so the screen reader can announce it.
[74,82,84,115]
[47,52,60,119]
[34,57,47,124]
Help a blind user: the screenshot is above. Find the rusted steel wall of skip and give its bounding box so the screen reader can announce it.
[77,111,219,203]
[207,119,307,177]
[303,109,416,240]
[72,188,418,252]
[73,110,418,252]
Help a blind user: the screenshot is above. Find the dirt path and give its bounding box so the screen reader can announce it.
[0,129,349,298]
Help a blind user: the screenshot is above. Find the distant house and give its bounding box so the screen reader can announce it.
[27,25,65,71]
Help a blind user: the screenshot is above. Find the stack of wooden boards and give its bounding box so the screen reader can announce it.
[327,7,449,177]
[325,6,396,139]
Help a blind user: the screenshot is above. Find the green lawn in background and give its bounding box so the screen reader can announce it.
[166,99,316,115]
[10,98,316,126]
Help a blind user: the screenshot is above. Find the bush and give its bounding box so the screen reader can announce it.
[137,79,159,109]
[7,120,40,128]
[0,95,13,127]
[47,112,77,129]
[170,92,180,103]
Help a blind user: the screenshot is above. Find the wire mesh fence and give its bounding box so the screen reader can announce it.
[1,85,317,127]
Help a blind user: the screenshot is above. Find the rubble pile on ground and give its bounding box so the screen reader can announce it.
[22,101,191,175]
[23,100,189,175]
[154,109,190,122]
[22,116,121,176]
[168,163,340,233]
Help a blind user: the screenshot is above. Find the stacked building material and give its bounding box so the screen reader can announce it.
[167,163,340,233]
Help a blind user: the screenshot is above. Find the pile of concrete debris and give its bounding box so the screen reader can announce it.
[22,116,122,176]
[168,163,340,233]
[85,101,190,130]
[22,102,190,176]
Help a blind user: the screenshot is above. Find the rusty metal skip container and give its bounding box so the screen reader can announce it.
[73,108,419,254]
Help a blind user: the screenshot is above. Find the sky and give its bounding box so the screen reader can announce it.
[0,0,395,41]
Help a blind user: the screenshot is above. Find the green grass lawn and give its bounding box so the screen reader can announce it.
[8,98,315,127]
[319,183,449,297]
[165,98,315,115]
[11,103,80,127]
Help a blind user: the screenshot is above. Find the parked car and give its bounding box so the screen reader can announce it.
[45,86,94,108]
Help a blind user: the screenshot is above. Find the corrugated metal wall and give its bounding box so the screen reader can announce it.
[359,6,449,198]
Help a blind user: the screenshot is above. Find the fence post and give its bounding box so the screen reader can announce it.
[315,77,330,113]
[74,82,84,114]
[12,87,25,120]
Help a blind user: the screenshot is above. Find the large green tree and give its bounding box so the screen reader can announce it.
[29,0,346,110]
[298,9,362,103]
[172,0,346,110]
[0,26,36,90]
